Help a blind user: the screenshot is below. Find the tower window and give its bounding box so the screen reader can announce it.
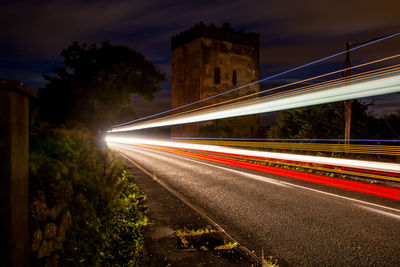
[232,70,237,86]
[214,67,221,84]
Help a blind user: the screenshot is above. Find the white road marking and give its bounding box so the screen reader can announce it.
[111,143,400,214]
[117,150,261,262]
[167,150,291,188]
[112,143,289,187]
[354,204,400,220]
[278,181,400,213]
[106,136,400,173]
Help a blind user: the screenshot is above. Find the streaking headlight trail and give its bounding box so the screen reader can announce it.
[110,73,400,132]
[106,137,400,174]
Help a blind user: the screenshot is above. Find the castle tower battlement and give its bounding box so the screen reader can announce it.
[171,23,260,138]
[171,22,259,50]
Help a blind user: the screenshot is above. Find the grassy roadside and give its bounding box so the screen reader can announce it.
[29,125,148,266]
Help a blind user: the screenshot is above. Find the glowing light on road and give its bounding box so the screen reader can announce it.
[111,73,400,132]
[173,139,400,156]
[106,137,400,174]
[107,139,400,200]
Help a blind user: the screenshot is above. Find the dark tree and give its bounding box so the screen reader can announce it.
[373,113,400,139]
[266,101,386,139]
[39,41,166,134]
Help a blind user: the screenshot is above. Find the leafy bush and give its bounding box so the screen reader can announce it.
[29,124,147,266]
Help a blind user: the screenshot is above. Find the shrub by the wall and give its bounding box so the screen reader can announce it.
[29,124,147,266]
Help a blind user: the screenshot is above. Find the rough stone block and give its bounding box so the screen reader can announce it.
[48,202,63,221]
[38,239,54,259]
[32,229,43,252]
[33,199,48,222]
[44,223,57,240]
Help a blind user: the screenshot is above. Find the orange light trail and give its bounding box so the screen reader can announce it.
[111,65,400,132]
[167,54,400,117]
[106,137,400,174]
[174,139,400,156]
[112,142,400,201]
[111,55,400,132]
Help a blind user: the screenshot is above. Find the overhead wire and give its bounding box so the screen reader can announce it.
[112,32,400,128]
[154,55,400,120]
[111,62,400,132]
[112,56,400,131]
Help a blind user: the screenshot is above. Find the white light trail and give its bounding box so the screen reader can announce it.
[111,73,400,132]
[106,137,400,174]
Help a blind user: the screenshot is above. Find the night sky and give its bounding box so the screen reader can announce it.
[1,0,399,117]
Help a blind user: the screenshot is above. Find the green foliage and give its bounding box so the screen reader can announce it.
[198,121,233,138]
[267,101,399,139]
[267,102,345,139]
[372,113,400,139]
[29,124,147,266]
[38,41,166,134]
[99,172,148,266]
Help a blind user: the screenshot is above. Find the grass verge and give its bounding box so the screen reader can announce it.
[29,124,148,266]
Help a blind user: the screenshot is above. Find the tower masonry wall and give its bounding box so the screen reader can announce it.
[171,25,260,138]
[171,39,202,110]
[200,37,259,101]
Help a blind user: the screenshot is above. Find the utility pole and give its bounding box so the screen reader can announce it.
[343,34,393,144]
[344,42,352,144]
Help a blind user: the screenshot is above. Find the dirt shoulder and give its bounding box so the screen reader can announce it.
[121,157,260,266]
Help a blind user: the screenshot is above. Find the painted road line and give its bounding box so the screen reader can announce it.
[116,149,262,263]
[354,204,400,220]
[129,144,400,201]
[112,143,400,213]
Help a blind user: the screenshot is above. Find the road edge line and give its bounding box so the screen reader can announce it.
[117,151,262,264]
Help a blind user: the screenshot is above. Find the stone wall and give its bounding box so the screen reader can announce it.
[30,191,71,266]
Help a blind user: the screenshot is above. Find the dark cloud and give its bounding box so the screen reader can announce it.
[1,0,399,113]
[367,93,400,115]
[131,87,171,118]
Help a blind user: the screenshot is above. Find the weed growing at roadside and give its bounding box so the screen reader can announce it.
[261,248,279,267]
[214,241,238,250]
[176,228,239,251]
[176,228,216,237]
[152,172,159,181]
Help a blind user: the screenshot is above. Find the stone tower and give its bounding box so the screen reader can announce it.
[171,22,260,138]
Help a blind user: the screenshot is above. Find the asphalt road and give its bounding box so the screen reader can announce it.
[109,142,400,266]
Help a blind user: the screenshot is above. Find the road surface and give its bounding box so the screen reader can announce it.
[109,142,400,266]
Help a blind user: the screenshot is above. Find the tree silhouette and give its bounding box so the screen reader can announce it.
[266,101,394,140]
[39,41,166,134]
